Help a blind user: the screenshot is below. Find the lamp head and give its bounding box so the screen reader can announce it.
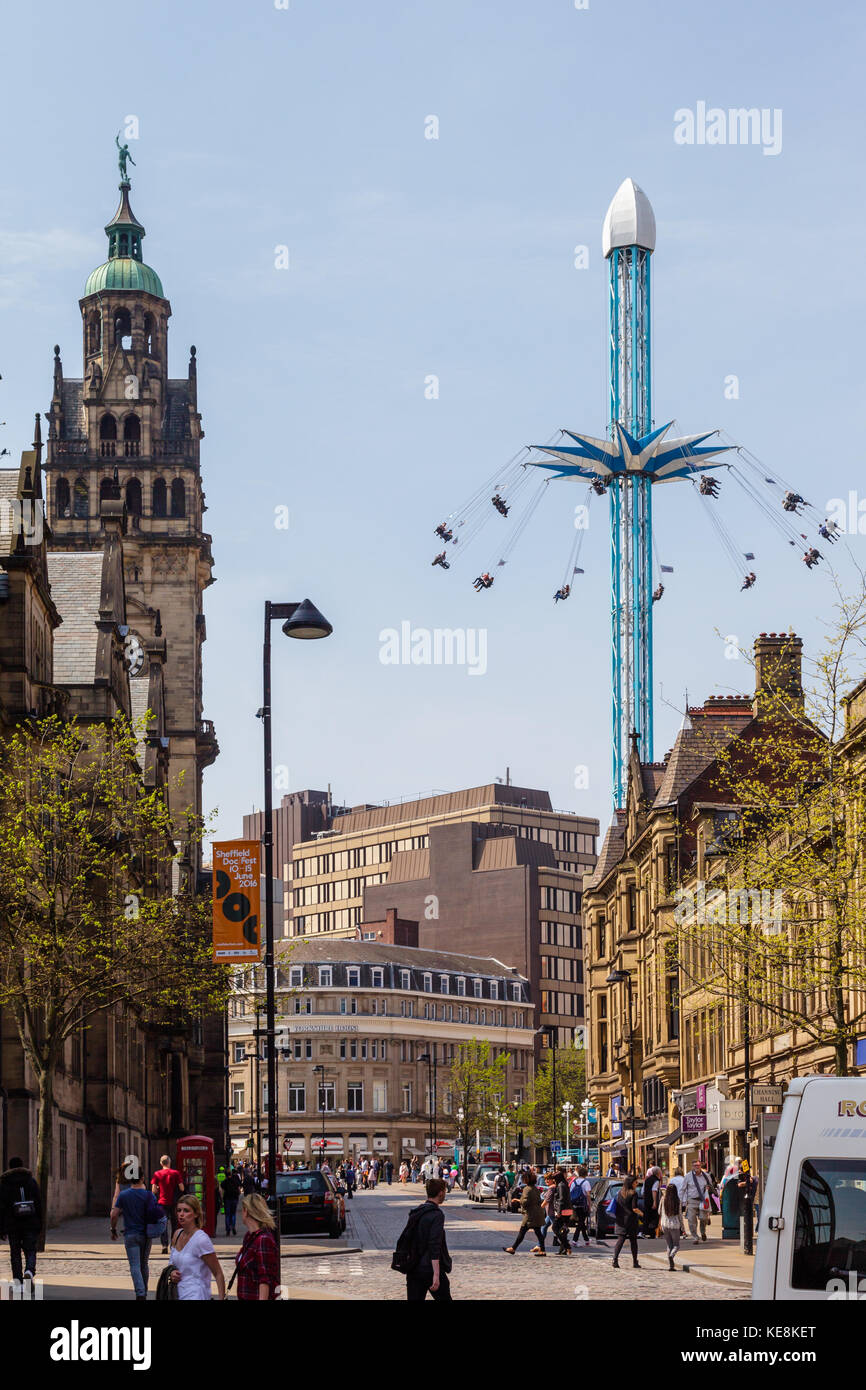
[281,599,333,640]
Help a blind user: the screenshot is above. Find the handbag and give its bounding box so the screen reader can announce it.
[145,1194,168,1240]
[155,1265,177,1302]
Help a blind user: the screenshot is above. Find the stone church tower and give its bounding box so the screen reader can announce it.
[43,169,218,884]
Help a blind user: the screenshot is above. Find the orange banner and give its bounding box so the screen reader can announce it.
[212,841,262,962]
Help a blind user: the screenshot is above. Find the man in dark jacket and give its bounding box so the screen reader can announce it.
[0,1158,43,1285]
[406,1178,452,1301]
[551,1168,573,1255]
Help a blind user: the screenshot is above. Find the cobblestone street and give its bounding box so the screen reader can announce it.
[302,1186,750,1301]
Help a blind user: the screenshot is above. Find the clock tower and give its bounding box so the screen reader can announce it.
[44,163,218,882]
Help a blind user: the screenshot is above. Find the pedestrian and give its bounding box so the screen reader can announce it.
[151,1153,185,1254]
[660,1182,682,1270]
[344,1160,356,1199]
[405,1179,452,1301]
[234,1194,280,1300]
[642,1165,661,1238]
[539,1171,556,1246]
[385,1159,394,1185]
[221,1165,242,1236]
[502,1172,546,1256]
[494,1168,510,1213]
[569,1165,592,1248]
[611,1174,641,1270]
[111,1171,164,1300]
[0,1156,42,1288]
[399,1161,409,1184]
[447,1165,458,1191]
[411,1157,420,1183]
[682,1160,714,1243]
[551,1168,573,1256]
[242,1166,256,1197]
[110,1162,132,1210]
[169,1196,226,1301]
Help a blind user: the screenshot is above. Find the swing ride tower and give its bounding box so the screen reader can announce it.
[532,179,730,808]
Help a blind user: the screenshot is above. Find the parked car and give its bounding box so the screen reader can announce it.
[588,1176,623,1239]
[270,1170,346,1238]
[467,1165,501,1202]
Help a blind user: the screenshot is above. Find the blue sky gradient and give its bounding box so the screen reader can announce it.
[2,0,865,841]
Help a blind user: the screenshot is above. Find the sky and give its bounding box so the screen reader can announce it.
[2,0,865,846]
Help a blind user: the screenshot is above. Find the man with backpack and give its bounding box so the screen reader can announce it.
[494,1168,510,1213]
[0,1157,42,1287]
[569,1165,592,1248]
[392,1177,453,1300]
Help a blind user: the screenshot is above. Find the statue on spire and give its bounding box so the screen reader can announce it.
[115,132,136,183]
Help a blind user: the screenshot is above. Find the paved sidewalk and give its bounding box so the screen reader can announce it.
[640,1236,755,1289]
[41,1215,359,1259]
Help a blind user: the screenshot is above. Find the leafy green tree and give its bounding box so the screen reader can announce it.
[0,715,228,1236]
[676,601,866,1076]
[523,1042,587,1153]
[447,1040,510,1180]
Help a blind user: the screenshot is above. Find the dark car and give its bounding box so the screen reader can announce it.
[271,1170,346,1238]
[588,1177,623,1239]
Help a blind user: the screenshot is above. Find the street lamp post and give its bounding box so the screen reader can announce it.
[606,968,637,1175]
[260,599,332,1246]
[562,1101,574,1151]
[313,1063,326,1167]
[544,1026,557,1162]
[456,1107,467,1187]
[418,1053,433,1159]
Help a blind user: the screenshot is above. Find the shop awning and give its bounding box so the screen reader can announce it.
[674,1128,724,1153]
[639,1128,681,1148]
[601,1138,629,1152]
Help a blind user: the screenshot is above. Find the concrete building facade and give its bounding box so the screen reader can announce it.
[228,938,534,1164]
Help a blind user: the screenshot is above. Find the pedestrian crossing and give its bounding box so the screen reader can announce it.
[312,1255,365,1279]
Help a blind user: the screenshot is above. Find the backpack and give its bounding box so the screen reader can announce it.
[570,1177,589,1212]
[391,1205,427,1274]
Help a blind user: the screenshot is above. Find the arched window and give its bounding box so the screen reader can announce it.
[87,312,101,354]
[123,414,141,457]
[118,233,129,257]
[125,479,142,516]
[143,314,155,356]
[113,308,132,349]
[170,478,186,518]
[152,477,167,518]
[73,478,89,519]
[100,414,117,457]
[56,477,70,518]
[99,478,116,505]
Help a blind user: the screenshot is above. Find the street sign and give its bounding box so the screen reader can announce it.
[551,1141,562,1153]
[751,1084,784,1107]
[682,1114,708,1134]
[624,1118,648,1131]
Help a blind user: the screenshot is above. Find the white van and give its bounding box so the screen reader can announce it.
[752,1075,866,1300]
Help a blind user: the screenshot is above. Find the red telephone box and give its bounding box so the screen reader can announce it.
[176,1135,216,1237]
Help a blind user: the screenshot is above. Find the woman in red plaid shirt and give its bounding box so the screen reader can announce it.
[235,1194,280,1300]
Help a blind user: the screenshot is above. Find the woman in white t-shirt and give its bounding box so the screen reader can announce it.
[169,1196,226,1301]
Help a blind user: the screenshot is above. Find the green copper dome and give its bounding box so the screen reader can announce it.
[84,258,164,297]
[83,177,165,299]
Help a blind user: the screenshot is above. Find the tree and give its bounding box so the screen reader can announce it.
[521,1042,587,1153]
[447,1040,510,1181]
[676,595,866,1075]
[0,714,228,1236]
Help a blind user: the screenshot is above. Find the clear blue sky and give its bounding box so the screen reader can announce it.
[2,0,865,842]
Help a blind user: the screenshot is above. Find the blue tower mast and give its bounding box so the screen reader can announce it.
[605,178,655,809]
[531,179,731,808]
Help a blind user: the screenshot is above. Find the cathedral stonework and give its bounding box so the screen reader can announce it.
[44,172,218,884]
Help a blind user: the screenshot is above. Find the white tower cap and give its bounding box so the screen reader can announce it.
[602,178,656,258]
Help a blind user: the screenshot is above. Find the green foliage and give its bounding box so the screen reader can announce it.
[0,714,229,1226]
[448,1040,511,1161]
[522,1043,587,1146]
[677,595,866,1074]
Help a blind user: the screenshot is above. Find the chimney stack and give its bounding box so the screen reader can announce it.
[752,632,803,717]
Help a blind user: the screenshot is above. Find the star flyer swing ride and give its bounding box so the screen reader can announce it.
[429,180,836,808]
